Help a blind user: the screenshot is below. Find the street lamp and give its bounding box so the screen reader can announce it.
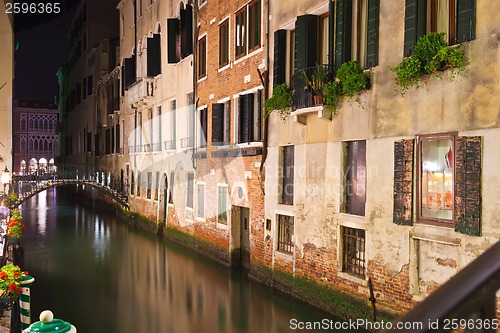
[1,167,10,194]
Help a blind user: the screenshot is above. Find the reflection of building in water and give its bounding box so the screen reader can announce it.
[12,100,58,175]
[114,230,293,333]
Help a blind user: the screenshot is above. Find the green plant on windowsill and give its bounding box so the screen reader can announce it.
[302,64,329,98]
[265,83,293,122]
[323,61,369,113]
[390,32,468,96]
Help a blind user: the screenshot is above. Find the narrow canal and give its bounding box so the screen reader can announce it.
[19,188,363,332]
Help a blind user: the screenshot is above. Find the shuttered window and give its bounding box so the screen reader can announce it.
[366,0,380,68]
[123,58,136,89]
[137,171,141,197]
[273,29,287,87]
[295,15,319,71]
[199,107,208,148]
[180,5,193,58]
[281,146,295,205]
[147,34,161,77]
[235,0,261,58]
[219,19,229,67]
[197,36,207,79]
[393,135,482,236]
[238,94,254,143]
[345,140,366,216]
[334,0,353,70]
[403,0,475,56]
[211,103,224,145]
[167,18,180,63]
[248,0,261,51]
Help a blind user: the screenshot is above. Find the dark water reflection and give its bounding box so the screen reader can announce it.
[19,188,363,333]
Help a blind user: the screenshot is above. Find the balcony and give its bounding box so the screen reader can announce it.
[180,137,194,149]
[127,77,154,108]
[291,64,334,124]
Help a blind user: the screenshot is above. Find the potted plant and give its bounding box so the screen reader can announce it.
[7,208,25,242]
[265,83,293,121]
[336,61,369,98]
[302,64,329,105]
[8,192,18,207]
[0,264,28,301]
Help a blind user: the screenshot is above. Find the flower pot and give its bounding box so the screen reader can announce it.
[313,95,323,105]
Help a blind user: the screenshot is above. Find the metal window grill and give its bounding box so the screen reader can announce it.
[277,215,294,254]
[342,227,365,278]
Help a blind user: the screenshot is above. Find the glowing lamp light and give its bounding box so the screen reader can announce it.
[1,167,10,193]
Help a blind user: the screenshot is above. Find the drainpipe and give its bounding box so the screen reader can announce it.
[259,0,270,194]
[192,0,199,172]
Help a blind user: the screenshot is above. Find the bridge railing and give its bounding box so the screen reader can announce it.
[10,164,129,206]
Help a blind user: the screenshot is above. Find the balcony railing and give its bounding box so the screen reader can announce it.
[164,140,176,151]
[180,137,194,149]
[127,77,154,107]
[128,145,143,154]
[291,64,334,110]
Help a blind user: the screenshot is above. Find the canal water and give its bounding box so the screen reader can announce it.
[19,188,363,332]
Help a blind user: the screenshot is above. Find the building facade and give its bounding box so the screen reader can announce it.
[0,9,13,179]
[263,0,499,314]
[12,100,58,174]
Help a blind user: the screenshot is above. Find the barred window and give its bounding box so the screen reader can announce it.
[342,227,365,278]
[277,215,294,254]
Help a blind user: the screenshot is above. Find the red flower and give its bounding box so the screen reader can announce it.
[8,283,17,291]
[23,271,28,276]
[0,272,8,279]
[13,272,19,277]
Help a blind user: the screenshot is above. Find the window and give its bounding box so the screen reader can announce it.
[211,101,230,145]
[344,140,366,216]
[198,0,207,8]
[198,107,208,148]
[130,172,135,195]
[147,171,152,199]
[137,0,142,18]
[418,134,455,222]
[219,19,229,67]
[197,184,205,218]
[218,185,228,224]
[277,214,294,254]
[147,34,161,76]
[281,146,294,205]
[120,15,124,38]
[157,106,162,149]
[137,171,141,197]
[168,5,193,63]
[235,0,261,58]
[155,171,160,200]
[403,0,476,56]
[197,35,207,78]
[342,227,365,278]
[236,91,262,143]
[187,173,194,209]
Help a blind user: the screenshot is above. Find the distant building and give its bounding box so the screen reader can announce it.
[12,100,58,174]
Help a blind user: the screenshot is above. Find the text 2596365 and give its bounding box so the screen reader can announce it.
[5,2,61,14]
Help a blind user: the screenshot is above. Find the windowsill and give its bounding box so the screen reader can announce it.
[233,142,263,149]
[217,222,228,230]
[196,216,205,222]
[337,271,367,285]
[233,47,263,66]
[218,64,230,73]
[338,213,366,228]
[197,76,207,84]
[291,105,333,124]
[198,1,207,10]
[274,250,293,260]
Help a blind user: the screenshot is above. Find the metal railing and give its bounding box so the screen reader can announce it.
[10,164,129,208]
[291,64,334,110]
[181,137,194,148]
[382,241,500,332]
[164,140,176,151]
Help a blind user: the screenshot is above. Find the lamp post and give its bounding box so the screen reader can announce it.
[1,167,10,194]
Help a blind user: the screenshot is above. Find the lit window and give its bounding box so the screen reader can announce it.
[418,134,455,222]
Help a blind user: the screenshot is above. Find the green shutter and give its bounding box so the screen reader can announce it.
[328,0,335,67]
[403,0,426,56]
[366,0,380,68]
[273,30,287,87]
[393,139,414,226]
[456,0,475,43]
[211,103,224,145]
[167,18,180,63]
[335,0,353,70]
[455,136,481,236]
[147,34,161,77]
[295,15,319,71]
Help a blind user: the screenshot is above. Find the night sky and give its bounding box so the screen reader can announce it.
[12,0,79,101]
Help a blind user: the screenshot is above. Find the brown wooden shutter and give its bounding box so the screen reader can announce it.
[211,103,224,145]
[393,139,414,225]
[455,136,481,236]
[147,34,161,76]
